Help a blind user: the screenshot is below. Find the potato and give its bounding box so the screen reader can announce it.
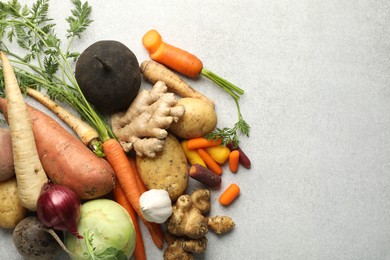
[169,98,217,139]
[0,128,15,181]
[136,134,188,201]
[0,177,27,229]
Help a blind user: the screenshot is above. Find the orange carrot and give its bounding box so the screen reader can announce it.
[227,143,251,169]
[229,150,240,173]
[197,148,222,175]
[102,139,163,248]
[219,183,240,206]
[129,156,147,193]
[142,30,203,78]
[113,185,146,260]
[187,137,222,150]
[128,155,164,248]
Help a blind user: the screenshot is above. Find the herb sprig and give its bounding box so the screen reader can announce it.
[205,100,250,148]
[205,99,249,148]
[203,69,250,148]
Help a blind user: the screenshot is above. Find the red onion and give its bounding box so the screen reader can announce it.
[37,182,83,239]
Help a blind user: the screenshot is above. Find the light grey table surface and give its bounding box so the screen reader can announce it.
[1,0,390,259]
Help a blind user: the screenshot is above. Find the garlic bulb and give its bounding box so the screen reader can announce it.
[139,189,173,223]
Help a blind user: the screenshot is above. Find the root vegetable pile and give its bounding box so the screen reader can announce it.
[142,29,250,148]
[0,0,252,259]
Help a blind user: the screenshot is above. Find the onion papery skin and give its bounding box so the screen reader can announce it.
[37,182,83,239]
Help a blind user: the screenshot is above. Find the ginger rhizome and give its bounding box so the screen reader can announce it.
[164,189,235,259]
[111,81,185,157]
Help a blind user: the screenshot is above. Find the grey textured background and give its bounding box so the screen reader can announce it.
[1,0,390,259]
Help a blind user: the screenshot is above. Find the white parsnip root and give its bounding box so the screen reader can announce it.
[0,52,48,211]
[26,88,100,149]
[141,60,215,108]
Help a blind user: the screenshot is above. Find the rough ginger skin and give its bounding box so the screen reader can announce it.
[111,81,185,157]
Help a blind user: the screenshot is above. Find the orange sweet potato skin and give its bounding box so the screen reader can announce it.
[0,98,115,199]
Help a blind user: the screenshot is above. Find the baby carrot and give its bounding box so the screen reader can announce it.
[187,137,222,150]
[227,143,251,169]
[197,148,222,175]
[229,150,240,173]
[219,183,240,206]
[181,140,207,167]
[205,145,231,164]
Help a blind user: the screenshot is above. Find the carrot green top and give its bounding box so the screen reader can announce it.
[0,0,115,149]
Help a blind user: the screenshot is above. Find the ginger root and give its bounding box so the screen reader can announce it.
[111,81,185,157]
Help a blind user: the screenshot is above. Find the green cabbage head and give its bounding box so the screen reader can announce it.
[65,199,136,260]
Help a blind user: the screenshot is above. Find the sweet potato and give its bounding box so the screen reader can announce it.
[0,98,115,199]
[0,128,14,181]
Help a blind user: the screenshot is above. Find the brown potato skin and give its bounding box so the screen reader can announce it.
[169,98,217,139]
[136,134,188,201]
[0,128,15,181]
[0,177,27,229]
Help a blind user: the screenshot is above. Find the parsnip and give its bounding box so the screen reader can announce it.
[0,51,48,211]
[26,88,100,150]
